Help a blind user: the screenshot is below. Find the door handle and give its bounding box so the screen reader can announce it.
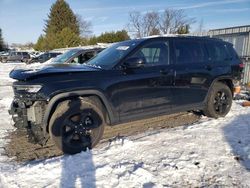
[160,69,169,75]
[205,65,212,71]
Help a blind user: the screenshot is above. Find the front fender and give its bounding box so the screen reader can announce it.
[42,90,118,134]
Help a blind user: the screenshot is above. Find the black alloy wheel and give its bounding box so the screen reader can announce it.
[62,110,101,150]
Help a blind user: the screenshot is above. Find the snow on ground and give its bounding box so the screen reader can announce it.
[0,63,250,187]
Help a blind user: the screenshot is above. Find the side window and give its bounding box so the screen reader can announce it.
[79,51,97,64]
[71,56,80,64]
[206,42,229,62]
[43,53,49,60]
[131,41,169,65]
[50,53,56,58]
[225,44,239,60]
[175,40,206,64]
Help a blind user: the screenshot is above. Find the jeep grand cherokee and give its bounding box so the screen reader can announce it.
[9,36,242,154]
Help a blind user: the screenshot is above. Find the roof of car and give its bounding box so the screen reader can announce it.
[141,35,224,41]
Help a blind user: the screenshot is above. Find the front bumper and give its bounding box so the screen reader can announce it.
[9,98,47,127]
[9,98,49,144]
[9,99,29,129]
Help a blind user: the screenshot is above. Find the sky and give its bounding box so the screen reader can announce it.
[0,0,250,44]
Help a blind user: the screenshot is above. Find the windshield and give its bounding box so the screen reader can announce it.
[51,49,80,64]
[87,40,141,69]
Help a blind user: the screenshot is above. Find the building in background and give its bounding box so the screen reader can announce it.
[208,25,250,60]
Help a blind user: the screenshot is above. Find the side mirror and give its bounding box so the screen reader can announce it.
[123,57,145,69]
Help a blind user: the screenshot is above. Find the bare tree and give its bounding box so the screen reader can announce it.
[128,11,160,38]
[142,11,160,36]
[127,9,195,38]
[159,9,175,34]
[127,11,143,38]
[159,9,195,34]
[197,19,205,33]
[76,14,92,37]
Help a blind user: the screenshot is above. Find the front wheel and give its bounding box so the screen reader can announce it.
[203,82,232,118]
[49,98,105,154]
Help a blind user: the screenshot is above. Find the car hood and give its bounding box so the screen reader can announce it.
[9,63,101,81]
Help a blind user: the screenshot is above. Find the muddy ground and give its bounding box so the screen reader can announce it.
[4,112,200,162]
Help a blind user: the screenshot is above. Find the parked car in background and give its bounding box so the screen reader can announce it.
[29,51,43,58]
[27,52,62,64]
[51,48,104,64]
[2,51,30,63]
[0,51,9,62]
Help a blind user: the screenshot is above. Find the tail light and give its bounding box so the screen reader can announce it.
[239,63,244,68]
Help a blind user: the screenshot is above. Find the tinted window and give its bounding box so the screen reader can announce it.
[132,41,169,65]
[175,40,206,64]
[50,53,61,58]
[43,53,49,59]
[225,44,239,60]
[206,42,229,61]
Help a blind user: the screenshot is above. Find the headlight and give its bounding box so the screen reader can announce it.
[14,85,42,93]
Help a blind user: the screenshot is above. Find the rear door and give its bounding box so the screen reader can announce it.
[172,38,212,109]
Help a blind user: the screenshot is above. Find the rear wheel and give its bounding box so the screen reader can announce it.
[49,97,105,154]
[203,82,232,118]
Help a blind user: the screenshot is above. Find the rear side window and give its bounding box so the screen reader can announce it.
[225,44,239,60]
[206,42,229,62]
[174,40,206,64]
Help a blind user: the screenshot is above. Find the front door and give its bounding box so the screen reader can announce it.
[117,40,175,122]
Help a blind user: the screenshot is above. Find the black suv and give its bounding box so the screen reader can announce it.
[9,36,242,154]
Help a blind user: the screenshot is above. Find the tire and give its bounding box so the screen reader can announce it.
[49,97,106,154]
[203,82,232,118]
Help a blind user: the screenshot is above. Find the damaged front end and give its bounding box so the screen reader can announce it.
[9,83,49,145]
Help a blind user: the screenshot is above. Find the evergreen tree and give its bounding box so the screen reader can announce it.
[55,27,81,48]
[89,30,130,44]
[44,0,79,36]
[0,28,4,51]
[35,0,81,50]
[34,35,47,51]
